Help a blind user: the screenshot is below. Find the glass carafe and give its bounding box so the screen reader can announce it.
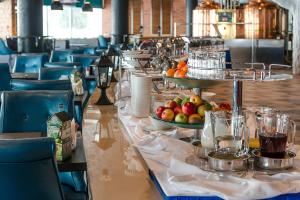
[257,113,296,158]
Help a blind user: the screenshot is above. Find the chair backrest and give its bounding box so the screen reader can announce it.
[72,55,98,68]
[0,63,11,91]
[98,36,108,48]
[0,90,74,133]
[0,38,14,55]
[44,62,82,68]
[83,47,95,55]
[39,66,83,80]
[12,55,43,73]
[50,50,72,63]
[11,79,72,91]
[22,53,49,66]
[0,138,64,200]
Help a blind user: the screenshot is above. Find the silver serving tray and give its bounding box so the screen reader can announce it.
[252,149,296,170]
[208,149,250,172]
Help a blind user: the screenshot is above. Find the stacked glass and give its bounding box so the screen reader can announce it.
[187,49,226,79]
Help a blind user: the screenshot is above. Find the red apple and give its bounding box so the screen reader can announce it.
[165,100,177,109]
[156,106,165,118]
[174,105,183,115]
[182,102,196,116]
[161,109,175,121]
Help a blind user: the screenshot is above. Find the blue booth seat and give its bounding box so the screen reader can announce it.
[0,39,15,66]
[0,138,64,200]
[44,62,82,68]
[0,91,87,198]
[83,47,96,55]
[12,55,43,73]
[97,35,108,50]
[50,50,72,63]
[11,79,72,91]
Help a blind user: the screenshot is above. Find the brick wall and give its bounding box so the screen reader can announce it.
[0,0,13,38]
[102,0,186,37]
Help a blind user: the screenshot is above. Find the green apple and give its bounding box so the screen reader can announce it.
[181,96,190,106]
[175,113,188,123]
[190,95,203,106]
[173,96,182,105]
[197,105,207,117]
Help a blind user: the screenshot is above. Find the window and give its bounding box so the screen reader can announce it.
[151,0,172,35]
[245,8,259,39]
[128,0,143,34]
[43,6,102,38]
[193,9,217,37]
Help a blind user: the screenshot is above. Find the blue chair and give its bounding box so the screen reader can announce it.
[0,90,73,134]
[0,63,11,92]
[0,38,15,67]
[39,67,82,80]
[12,55,43,73]
[97,35,108,50]
[83,47,96,55]
[0,138,64,200]
[22,53,49,66]
[44,62,82,68]
[0,91,87,197]
[72,55,98,96]
[50,50,72,63]
[72,55,97,68]
[39,67,88,128]
[11,79,72,91]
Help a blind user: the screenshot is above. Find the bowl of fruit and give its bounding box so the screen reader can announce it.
[152,94,213,129]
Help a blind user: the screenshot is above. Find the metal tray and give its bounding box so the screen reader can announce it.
[252,149,296,171]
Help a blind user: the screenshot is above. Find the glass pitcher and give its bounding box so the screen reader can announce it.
[257,113,296,158]
[210,112,249,157]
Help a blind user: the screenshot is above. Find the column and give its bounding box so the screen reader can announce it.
[186,0,197,37]
[17,0,43,53]
[111,0,129,44]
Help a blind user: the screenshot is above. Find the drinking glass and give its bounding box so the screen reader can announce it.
[257,113,296,158]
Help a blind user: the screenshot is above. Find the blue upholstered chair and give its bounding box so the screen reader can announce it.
[12,55,43,73]
[0,63,11,92]
[97,35,108,50]
[83,47,96,55]
[50,50,72,63]
[39,67,88,128]
[0,90,74,134]
[39,67,82,80]
[22,53,49,66]
[72,55,97,68]
[11,79,72,91]
[72,55,98,96]
[0,138,64,200]
[0,38,15,67]
[44,62,82,68]
[0,91,87,198]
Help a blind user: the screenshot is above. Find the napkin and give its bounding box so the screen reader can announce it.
[167,156,300,200]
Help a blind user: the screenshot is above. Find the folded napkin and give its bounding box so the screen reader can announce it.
[167,156,300,200]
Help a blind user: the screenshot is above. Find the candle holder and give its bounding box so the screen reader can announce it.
[94,55,114,105]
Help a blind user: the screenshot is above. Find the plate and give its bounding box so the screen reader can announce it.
[151,115,204,129]
[164,76,221,89]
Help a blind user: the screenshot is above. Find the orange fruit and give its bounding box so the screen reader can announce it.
[174,70,186,78]
[166,68,176,77]
[177,61,186,70]
[181,64,188,73]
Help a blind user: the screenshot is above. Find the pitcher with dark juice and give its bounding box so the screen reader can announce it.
[257,114,295,158]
